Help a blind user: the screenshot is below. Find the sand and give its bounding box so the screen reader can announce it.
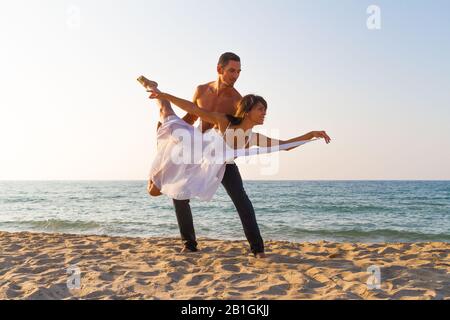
[0,231,448,300]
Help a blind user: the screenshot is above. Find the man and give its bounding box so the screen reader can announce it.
[172,52,266,258]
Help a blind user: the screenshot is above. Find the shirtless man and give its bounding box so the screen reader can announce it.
[150,52,266,258]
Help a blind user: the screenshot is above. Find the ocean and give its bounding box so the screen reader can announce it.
[0,181,449,243]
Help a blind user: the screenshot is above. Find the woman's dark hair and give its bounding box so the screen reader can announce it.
[226,94,267,125]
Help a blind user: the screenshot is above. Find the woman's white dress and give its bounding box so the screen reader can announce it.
[149,115,318,201]
[150,115,237,201]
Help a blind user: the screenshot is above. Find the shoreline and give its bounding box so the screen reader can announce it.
[0,231,448,300]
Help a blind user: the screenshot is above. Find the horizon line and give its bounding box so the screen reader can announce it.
[1,179,449,182]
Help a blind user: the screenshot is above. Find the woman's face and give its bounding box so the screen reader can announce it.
[247,102,267,125]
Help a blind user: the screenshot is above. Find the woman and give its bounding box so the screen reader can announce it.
[138,76,331,200]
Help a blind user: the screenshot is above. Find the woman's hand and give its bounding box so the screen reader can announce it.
[147,87,165,99]
[311,131,331,144]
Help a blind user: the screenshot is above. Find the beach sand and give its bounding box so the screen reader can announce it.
[0,231,448,300]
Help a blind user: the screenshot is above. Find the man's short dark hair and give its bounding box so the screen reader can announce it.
[218,52,240,68]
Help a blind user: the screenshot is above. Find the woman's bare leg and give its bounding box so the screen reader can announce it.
[139,76,176,130]
[147,85,176,124]
[156,97,176,122]
[155,98,175,131]
[145,84,170,197]
[148,92,175,196]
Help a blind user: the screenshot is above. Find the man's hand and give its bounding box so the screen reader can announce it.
[311,131,332,144]
[147,179,162,197]
[147,179,153,195]
[182,113,198,125]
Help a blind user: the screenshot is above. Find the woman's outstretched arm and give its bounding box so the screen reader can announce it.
[256,131,331,151]
[149,89,227,128]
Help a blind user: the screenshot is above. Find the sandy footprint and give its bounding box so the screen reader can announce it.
[186,274,214,286]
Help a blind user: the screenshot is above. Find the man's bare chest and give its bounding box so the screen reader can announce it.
[197,94,236,114]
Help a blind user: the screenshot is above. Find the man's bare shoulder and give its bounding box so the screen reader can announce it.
[232,87,242,100]
[230,87,242,101]
[196,82,215,96]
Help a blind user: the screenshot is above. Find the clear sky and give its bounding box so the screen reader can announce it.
[1,0,449,180]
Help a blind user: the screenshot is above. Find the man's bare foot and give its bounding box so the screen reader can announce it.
[180,246,198,254]
[254,252,267,259]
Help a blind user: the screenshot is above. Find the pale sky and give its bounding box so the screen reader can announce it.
[1,0,449,180]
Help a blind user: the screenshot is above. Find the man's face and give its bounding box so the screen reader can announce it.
[218,60,241,86]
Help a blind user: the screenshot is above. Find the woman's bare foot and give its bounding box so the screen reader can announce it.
[137,75,158,90]
[254,252,267,259]
[147,180,162,197]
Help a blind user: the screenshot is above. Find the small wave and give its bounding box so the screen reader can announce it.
[66,194,126,201]
[258,203,393,214]
[1,198,48,204]
[0,219,104,231]
[281,227,450,242]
